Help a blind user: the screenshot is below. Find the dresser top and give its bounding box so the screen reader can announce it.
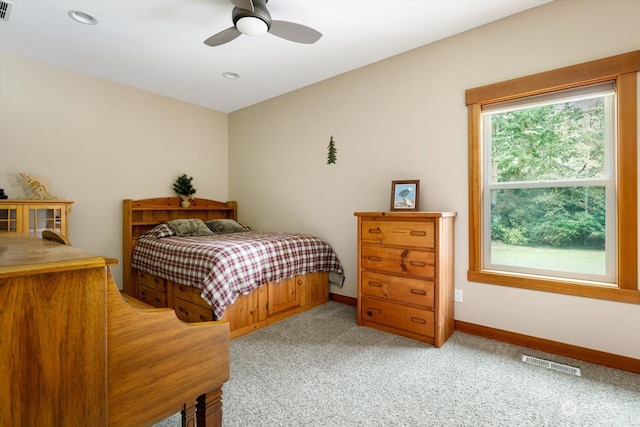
[0,199,74,204]
[354,211,457,218]
[0,235,106,278]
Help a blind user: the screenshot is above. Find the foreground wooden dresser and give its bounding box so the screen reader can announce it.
[0,235,229,426]
[354,211,456,347]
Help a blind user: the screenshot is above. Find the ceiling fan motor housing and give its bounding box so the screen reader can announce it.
[232,0,271,30]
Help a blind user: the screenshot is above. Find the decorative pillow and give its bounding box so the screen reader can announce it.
[144,223,176,239]
[166,219,214,236]
[205,219,250,234]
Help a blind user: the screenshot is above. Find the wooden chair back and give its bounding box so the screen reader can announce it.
[42,229,71,246]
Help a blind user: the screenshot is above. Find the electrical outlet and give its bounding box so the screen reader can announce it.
[454,289,463,303]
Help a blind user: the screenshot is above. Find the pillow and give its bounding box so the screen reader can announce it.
[205,219,250,234]
[166,219,214,237]
[143,223,175,239]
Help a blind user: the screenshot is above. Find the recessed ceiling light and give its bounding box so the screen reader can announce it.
[68,10,98,25]
[223,72,240,80]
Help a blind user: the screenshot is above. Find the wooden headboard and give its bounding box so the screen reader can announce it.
[122,197,237,295]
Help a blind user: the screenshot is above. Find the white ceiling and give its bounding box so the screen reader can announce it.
[0,0,552,113]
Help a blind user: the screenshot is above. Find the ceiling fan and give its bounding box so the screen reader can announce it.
[204,0,322,47]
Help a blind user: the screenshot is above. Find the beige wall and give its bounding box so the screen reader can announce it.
[0,53,229,284]
[229,0,640,358]
[1,0,638,359]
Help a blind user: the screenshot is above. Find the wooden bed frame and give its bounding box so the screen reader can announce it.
[123,197,330,338]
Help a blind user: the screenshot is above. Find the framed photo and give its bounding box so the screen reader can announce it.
[390,180,419,211]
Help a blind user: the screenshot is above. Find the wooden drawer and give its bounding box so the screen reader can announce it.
[136,270,166,292]
[172,281,210,309]
[137,284,166,308]
[360,297,434,338]
[361,220,435,248]
[361,271,434,308]
[174,298,214,323]
[361,245,435,278]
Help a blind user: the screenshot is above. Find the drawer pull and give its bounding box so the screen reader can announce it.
[367,256,382,261]
[297,279,303,285]
[410,261,426,267]
[368,227,382,234]
[400,263,407,271]
[366,307,382,317]
[411,230,427,236]
[367,281,382,288]
[410,289,427,296]
[401,249,409,258]
[410,317,427,325]
[178,306,189,316]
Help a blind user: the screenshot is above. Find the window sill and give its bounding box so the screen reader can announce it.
[468,270,640,304]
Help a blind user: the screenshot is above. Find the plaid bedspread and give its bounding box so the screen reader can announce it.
[131,226,344,318]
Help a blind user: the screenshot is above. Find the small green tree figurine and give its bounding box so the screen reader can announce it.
[173,174,196,207]
[327,136,337,165]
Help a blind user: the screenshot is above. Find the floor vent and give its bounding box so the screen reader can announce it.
[0,1,13,22]
[522,354,581,376]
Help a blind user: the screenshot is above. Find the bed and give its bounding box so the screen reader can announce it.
[123,197,344,338]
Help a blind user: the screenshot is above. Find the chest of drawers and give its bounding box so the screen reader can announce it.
[354,211,456,347]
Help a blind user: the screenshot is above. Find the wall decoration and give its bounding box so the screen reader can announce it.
[327,136,337,165]
[390,180,419,211]
[173,173,196,207]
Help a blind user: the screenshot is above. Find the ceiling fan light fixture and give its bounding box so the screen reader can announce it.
[235,16,268,36]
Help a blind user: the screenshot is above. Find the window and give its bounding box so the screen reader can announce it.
[484,82,616,283]
[466,51,640,304]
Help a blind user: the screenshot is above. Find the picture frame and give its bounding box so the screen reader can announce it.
[390,180,420,211]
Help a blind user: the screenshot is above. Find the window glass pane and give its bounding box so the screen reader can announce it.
[487,95,611,183]
[489,186,606,277]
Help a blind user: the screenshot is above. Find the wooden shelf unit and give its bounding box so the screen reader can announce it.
[0,199,73,238]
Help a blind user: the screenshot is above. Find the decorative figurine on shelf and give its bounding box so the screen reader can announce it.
[17,172,57,199]
[0,188,7,199]
[173,173,196,207]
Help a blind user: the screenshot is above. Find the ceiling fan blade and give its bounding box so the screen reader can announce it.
[204,26,242,46]
[269,20,322,44]
[231,0,254,12]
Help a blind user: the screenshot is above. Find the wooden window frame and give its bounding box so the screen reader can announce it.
[466,50,640,304]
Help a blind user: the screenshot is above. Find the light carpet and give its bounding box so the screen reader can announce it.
[154,301,640,426]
